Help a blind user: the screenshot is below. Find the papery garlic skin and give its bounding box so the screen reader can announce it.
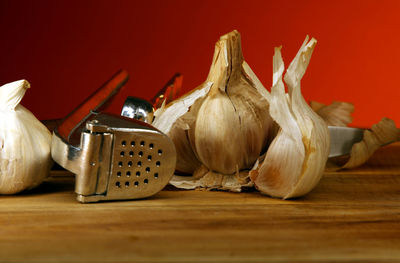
[0,80,52,194]
[310,101,354,127]
[250,37,330,199]
[330,118,399,170]
[153,83,212,174]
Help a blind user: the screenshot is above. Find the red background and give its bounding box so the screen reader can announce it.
[0,0,399,127]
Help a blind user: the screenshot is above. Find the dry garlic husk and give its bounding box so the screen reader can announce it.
[310,101,399,170]
[153,83,212,174]
[310,101,354,127]
[0,80,52,194]
[153,30,275,191]
[249,37,330,199]
[327,118,399,170]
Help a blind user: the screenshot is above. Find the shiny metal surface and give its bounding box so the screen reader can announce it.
[51,113,176,203]
[121,96,154,123]
[328,126,364,158]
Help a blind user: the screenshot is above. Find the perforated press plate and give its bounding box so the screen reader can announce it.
[107,129,175,200]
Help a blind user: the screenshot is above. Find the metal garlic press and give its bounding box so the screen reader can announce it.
[51,70,176,203]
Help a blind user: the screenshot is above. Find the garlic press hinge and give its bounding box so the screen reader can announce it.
[74,126,113,200]
[51,122,114,202]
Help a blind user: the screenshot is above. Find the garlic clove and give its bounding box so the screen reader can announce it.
[310,101,354,127]
[166,115,202,174]
[283,37,330,198]
[249,46,305,198]
[250,37,330,199]
[193,91,246,174]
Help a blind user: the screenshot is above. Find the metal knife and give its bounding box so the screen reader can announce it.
[328,126,364,158]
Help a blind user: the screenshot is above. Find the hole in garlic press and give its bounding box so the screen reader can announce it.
[144,179,148,184]
[134,181,139,187]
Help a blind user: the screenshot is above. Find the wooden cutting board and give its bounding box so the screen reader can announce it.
[0,143,399,262]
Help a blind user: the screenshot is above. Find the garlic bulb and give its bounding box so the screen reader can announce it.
[191,31,274,174]
[249,37,330,199]
[0,80,52,194]
[153,30,275,191]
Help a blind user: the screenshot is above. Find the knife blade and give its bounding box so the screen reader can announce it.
[328,126,364,158]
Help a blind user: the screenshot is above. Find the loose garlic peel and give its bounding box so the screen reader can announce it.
[250,37,330,199]
[0,80,52,194]
[153,83,212,174]
[310,102,399,170]
[326,118,399,170]
[310,101,354,127]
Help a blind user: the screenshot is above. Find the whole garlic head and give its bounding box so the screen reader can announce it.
[0,80,52,194]
[153,30,275,191]
[190,31,274,174]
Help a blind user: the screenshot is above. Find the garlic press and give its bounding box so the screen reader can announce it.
[51,70,176,203]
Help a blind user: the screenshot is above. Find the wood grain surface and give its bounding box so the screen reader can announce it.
[0,143,400,262]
